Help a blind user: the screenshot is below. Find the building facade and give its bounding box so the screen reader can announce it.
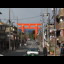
[0,21,19,51]
[56,8,64,43]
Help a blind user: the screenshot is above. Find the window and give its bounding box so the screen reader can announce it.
[2,26,6,30]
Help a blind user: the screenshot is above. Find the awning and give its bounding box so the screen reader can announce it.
[59,36,64,42]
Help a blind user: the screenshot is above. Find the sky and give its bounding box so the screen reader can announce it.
[0,8,59,25]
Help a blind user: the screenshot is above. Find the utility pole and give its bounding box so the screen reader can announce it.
[17,17,19,35]
[52,8,57,56]
[54,8,56,56]
[41,14,45,48]
[40,8,50,48]
[46,8,51,52]
[40,14,45,48]
[9,8,11,50]
[47,13,50,52]
[42,15,45,48]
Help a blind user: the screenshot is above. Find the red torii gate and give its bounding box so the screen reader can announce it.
[17,23,42,39]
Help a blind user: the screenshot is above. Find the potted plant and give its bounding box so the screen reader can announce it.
[50,48,54,55]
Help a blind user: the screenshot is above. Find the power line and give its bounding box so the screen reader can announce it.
[1,15,40,20]
[11,8,18,20]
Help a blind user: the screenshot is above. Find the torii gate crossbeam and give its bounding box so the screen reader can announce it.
[17,23,42,39]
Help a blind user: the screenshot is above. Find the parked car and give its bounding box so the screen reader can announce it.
[26,48,40,56]
[0,54,4,56]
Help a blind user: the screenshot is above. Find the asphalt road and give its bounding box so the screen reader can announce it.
[0,40,43,56]
[2,46,27,56]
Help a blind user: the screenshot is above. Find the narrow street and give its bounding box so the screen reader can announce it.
[1,40,43,56]
[2,46,27,56]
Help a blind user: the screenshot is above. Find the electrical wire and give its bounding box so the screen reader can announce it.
[1,15,41,21]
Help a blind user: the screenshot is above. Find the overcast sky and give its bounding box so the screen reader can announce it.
[0,8,59,25]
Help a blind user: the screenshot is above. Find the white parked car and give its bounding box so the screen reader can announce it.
[0,54,4,56]
[27,48,40,56]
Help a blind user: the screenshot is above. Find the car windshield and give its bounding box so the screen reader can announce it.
[28,48,38,51]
